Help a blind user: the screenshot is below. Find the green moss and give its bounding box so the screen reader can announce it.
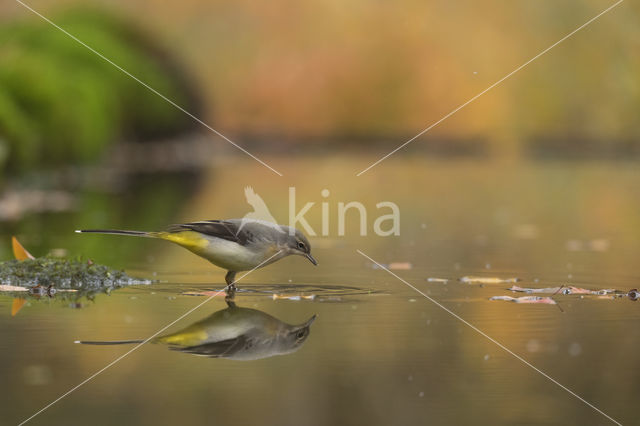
[0,256,153,299]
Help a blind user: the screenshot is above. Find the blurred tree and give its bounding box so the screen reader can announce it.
[0,7,201,173]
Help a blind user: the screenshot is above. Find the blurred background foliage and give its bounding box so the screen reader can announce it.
[1,0,638,166]
[0,0,637,257]
[0,7,200,173]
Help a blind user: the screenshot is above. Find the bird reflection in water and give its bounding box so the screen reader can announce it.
[77,299,316,361]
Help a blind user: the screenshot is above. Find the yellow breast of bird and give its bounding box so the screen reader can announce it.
[156,327,209,347]
[160,231,278,271]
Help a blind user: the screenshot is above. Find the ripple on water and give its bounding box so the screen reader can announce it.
[178,283,386,302]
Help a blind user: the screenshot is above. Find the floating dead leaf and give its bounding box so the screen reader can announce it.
[11,298,26,316]
[181,291,226,297]
[508,285,616,295]
[371,262,412,270]
[388,262,412,270]
[459,276,521,284]
[427,278,449,283]
[12,236,35,261]
[272,294,316,301]
[508,285,559,293]
[490,295,557,305]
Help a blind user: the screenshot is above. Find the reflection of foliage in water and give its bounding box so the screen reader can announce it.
[3,172,201,267]
[0,7,200,172]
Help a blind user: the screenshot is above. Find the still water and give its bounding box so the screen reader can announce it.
[1,156,639,425]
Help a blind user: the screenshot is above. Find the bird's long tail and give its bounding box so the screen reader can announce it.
[75,229,154,237]
[74,339,144,345]
[76,229,209,255]
[76,228,208,252]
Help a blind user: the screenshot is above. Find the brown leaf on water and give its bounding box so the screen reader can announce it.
[272,294,316,301]
[490,295,557,305]
[12,236,35,261]
[508,285,616,295]
[460,276,521,284]
[11,298,26,316]
[508,285,561,293]
[388,262,412,270]
[181,291,226,297]
[371,262,412,270]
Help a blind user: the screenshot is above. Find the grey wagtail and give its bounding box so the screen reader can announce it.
[76,219,317,288]
[76,301,316,360]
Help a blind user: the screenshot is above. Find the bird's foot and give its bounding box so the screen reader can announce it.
[225,284,237,307]
[224,271,238,305]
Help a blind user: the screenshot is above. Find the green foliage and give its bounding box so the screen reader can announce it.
[0,8,195,171]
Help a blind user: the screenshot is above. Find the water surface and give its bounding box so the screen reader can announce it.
[2,157,638,425]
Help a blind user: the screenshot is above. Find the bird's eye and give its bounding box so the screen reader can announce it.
[297,242,306,250]
[296,330,306,339]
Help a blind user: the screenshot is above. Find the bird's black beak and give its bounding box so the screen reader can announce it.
[303,314,317,327]
[293,315,316,334]
[305,253,318,265]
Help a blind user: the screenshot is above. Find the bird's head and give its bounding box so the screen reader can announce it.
[282,314,316,350]
[284,228,317,266]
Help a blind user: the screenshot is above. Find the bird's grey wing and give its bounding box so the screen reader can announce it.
[168,220,254,245]
[170,335,249,358]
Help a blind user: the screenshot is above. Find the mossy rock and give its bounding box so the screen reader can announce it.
[0,256,153,299]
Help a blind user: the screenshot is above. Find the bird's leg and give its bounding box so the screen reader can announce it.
[225,285,237,305]
[225,270,237,292]
[225,295,236,308]
[225,270,237,305]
